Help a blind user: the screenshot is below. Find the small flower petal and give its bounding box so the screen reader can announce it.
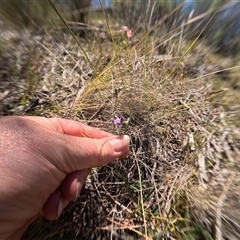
[113,116,124,126]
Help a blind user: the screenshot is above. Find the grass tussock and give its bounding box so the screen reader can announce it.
[0,1,240,239]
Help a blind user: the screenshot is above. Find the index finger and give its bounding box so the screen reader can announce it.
[48,118,113,139]
[24,116,113,139]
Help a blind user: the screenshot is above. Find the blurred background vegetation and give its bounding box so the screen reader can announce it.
[1,0,240,55]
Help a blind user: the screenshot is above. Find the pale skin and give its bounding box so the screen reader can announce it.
[0,116,130,240]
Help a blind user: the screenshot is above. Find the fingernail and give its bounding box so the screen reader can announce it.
[109,135,130,152]
[57,197,69,219]
[75,181,81,201]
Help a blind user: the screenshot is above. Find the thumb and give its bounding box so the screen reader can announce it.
[58,135,130,172]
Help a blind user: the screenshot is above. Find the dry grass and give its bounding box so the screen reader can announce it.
[0,1,240,239]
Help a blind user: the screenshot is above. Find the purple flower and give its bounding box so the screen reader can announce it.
[113,116,124,126]
[122,26,133,39]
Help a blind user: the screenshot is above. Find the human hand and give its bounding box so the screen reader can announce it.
[0,116,130,240]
